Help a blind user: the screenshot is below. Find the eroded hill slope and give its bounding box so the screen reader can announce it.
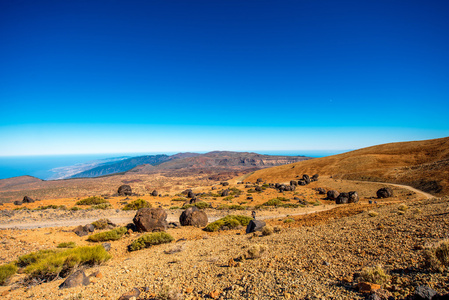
[247,136,449,195]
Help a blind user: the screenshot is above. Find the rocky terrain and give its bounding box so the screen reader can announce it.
[1,139,448,299]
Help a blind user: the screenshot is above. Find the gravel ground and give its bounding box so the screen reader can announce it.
[1,197,448,300]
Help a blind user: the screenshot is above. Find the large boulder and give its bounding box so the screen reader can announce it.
[73,225,89,237]
[377,187,393,199]
[290,180,298,186]
[303,174,311,184]
[133,207,168,232]
[336,193,349,204]
[246,219,266,234]
[348,191,359,203]
[59,270,89,289]
[151,190,158,196]
[179,206,208,227]
[187,190,195,198]
[13,200,22,205]
[22,196,35,203]
[311,174,319,181]
[298,180,307,186]
[118,185,132,196]
[327,190,340,200]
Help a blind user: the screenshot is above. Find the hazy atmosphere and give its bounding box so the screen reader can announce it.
[1,1,448,155]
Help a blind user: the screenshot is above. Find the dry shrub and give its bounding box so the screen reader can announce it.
[398,204,409,211]
[262,226,274,236]
[246,244,268,259]
[424,239,449,272]
[359,265,390,285]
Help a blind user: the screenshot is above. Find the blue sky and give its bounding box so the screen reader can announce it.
[1,0,448,155]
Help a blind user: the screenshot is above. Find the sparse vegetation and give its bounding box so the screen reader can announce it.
[193,201,210,209]
[87,227,127,242]
[91,219,114,230]
[204,215,252,232]
[169,206,180,210]
[57,242,76,248]
[128,232,174,251]
[20,245,111,281]
[359,265,390,285]
[284,218,294,223]
[91,203,112,210]
[70,206,82,211]
[216,204,245,210]
[171,197,187,202]
[246,244,268,259]
[34,205,67,210]
[123,199,151,211]
[76,196,108,205]
[223,195,234,201]
[0,262,18,285]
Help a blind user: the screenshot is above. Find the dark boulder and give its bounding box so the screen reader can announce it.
[151,190,158,196]
[221,182,229,186]
[290,180,298,186]
[414,285,438,300]
[327,190,340,200]
[336,193,349,204]
[84,224,95,233]
[312,174,319,181]
[303,174,311,184]
[23,196,35,203]
[221,189,230,197]
[133,207,168,232]
[179,206,208,227]
[316,188,326,194]
[348,191,359,203]
[246,220,266,234]
[59,270,89,289]
[187,190,195,199]
[377,187,393,199]
[73,225,89,237]
[189,197,199,204]
[118,185,132,196]
[247,196,253,200]
[298,180,307,186]
[256,178,264,183]
[13,200,22,205]
[255,186,263,192]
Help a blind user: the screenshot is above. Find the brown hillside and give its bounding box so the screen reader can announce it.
[246,136,449,195]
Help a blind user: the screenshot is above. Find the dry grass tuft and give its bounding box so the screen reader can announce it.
[359,265,390,285]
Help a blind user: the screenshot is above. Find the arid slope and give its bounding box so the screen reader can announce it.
[247,136,449,195]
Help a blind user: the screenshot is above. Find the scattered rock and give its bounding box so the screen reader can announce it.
[179,206,208,227]
[118,185,132,196]
[246,220,266,234]
[101,243,111,251]
[22,196,35,203]
[118,288,141,300]
[255,186,263,192]
[312,174,319,181]
[377,187,393,199]
[221,182,229,186]
[303,174,311,184]
[133,207,168,232]
[221,189,230,197]
[73,225,89,237]
[317,187,326,194]
[13,200,22,205]
[84,224,95,233]
[327,190,340,200]
[414,285,438,300]
[59,270,90,289]
[151,190,158,196]
[348,191,359,203]
[336,193,349,204]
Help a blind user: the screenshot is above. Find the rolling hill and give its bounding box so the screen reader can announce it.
[246,136,449,196]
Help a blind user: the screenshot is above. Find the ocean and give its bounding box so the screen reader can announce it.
[0,150,348,180]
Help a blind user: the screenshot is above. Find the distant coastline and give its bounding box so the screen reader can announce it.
[0,150,349,180]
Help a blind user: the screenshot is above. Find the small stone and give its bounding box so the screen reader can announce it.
[357,282,381,293]
[59,270,90,289]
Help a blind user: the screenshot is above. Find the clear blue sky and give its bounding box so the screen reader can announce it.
[1,0,448,156]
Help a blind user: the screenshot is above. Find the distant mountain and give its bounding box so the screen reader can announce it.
[68,153,200,178]
[128,151,311,177]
